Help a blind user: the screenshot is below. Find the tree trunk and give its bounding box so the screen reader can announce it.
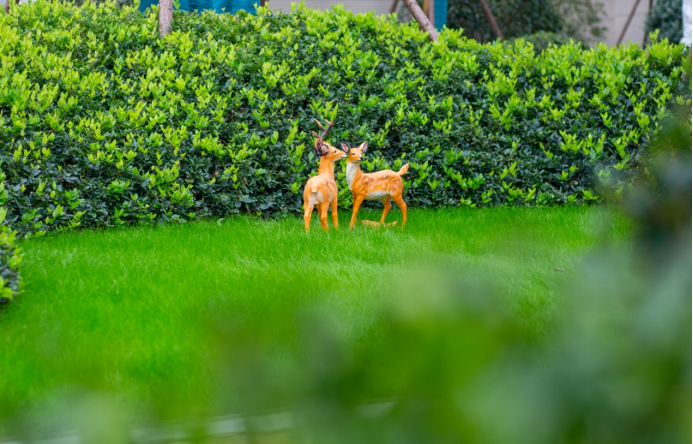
[478,0,503,41]
[428,0,435,28]
[401,0,439,41]
[159,0,173,38]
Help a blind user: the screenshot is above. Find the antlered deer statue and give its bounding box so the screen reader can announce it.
[303,119,348,232]
[341,141,409,229]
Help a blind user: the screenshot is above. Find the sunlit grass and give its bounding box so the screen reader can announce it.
[0,207,630,419]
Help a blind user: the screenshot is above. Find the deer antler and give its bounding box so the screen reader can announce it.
[313,119,334,157]
[313,118,334,140]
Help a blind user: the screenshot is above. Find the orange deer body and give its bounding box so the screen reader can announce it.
[342,142,409,229]
[303,119,347,231]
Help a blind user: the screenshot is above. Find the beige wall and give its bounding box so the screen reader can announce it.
[268,0,393,15]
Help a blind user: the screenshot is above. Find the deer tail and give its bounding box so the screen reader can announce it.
[310,186,319,193]
[397,164,410,176]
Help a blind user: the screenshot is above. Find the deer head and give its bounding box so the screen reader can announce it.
[344,141,368,163]
[311,119,347,162]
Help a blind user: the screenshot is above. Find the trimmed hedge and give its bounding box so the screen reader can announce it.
[0,171,21,303]
[0,0,689,253]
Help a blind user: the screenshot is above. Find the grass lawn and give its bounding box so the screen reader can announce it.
[0,207,629,420]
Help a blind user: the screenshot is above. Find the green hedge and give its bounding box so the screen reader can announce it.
[507,31,573,54]
[447,0,563,43]
[0,0,689,251]
[646,0,683,44]
[0,170,21,303]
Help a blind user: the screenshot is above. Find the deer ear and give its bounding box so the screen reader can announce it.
[360,141,369,152]
[340,142,350,152]
[319,143,330,156]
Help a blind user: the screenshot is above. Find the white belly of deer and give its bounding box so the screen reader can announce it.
[308,190,331,206]
[365,190,389,200]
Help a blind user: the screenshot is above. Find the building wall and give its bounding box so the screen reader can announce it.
[599,0,650,46]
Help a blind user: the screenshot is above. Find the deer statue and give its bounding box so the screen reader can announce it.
[303,119,348,232]
[341,141,409,229]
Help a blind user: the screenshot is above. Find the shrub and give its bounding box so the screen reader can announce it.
[552,0,607,44]
[0,0,689,246]
[446,0,563,43]
[646,0,683,44]
[0,170,21,303]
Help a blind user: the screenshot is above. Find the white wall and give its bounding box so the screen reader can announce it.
[681,0,691,44]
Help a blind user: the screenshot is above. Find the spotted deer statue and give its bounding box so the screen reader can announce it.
[303,119,348,232]
[341,141,409,229]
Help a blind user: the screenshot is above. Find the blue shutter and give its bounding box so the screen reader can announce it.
[188,0,213,12]
[434,0,447,29]
[231,0,257,14]
[213,0,234,13]
[139,0,191,15]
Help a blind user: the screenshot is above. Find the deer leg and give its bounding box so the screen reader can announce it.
[318,202,329,231]
[380,197,392,224]
[392,194,407,229]
[349,195,364,229]
[303,200,314,232]
[331,198,339,230]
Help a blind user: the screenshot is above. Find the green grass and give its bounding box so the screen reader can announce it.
[0,207,629,420]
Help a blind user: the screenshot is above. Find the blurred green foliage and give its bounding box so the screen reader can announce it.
[446,0,563,42]
[646,0,683,44]
[446,0,606,44]
[552,0,607,43]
